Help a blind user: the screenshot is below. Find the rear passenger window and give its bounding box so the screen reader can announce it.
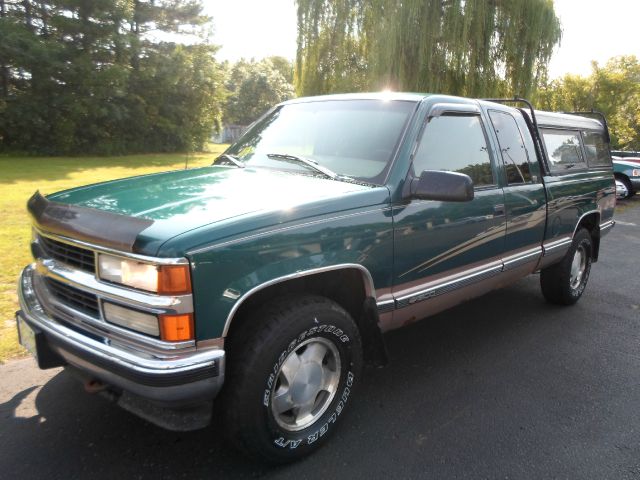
[582,131,611,167]
[541,129,587,172]
[488,110,532,184]
[413,115,495,187]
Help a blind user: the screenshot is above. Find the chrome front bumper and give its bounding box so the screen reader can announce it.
[18,265,225,406]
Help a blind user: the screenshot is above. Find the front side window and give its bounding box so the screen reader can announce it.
[224,99,417,184]
[488,110,532,184]
[413,114,494,187]
[542,129,587,172]
[582,131,611,167]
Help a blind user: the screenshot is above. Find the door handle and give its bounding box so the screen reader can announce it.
[493,204,505,216]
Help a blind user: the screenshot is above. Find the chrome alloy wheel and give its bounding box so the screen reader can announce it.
[615,179,629,199]
[569,244,588,290]
[270,337,341,432]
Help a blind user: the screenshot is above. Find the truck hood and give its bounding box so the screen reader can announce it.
[614,159,640,168]
[47,166,388,255]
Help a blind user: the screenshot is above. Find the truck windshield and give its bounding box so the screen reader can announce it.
[223,99,417,184]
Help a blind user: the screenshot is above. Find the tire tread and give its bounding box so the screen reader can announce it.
[221,294,361,463]
[540,228,592,306]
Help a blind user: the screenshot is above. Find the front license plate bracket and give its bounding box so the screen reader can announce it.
[16,311,66,369]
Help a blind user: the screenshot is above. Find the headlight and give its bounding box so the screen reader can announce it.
[103,302,160,337]
[98,254,159,292]
[633,169,640,177]
[97,254,191,295]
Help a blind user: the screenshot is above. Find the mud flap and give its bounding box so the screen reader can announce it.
[360,297,389,367]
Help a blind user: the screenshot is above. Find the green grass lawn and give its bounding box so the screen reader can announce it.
[2,151,634,364]
[0,146,228,363]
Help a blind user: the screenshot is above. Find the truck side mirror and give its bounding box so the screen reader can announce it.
[411,170,474,202]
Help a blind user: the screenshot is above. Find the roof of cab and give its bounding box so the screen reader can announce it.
[280,92,430,105]
[279,93,606,132]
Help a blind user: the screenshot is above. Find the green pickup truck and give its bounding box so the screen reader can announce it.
[612,156,640,198]
[16,93,615,463]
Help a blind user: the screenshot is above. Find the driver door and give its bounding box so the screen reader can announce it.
[389,106,507,328]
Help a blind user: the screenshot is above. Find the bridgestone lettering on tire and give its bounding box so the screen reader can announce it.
[540,228,593,305]
[222,295,363,463]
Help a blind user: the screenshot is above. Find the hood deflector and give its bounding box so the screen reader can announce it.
[27,191,153,253]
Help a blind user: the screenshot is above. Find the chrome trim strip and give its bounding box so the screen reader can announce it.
[376,299,395,314]
[38,289,194,356]
[542,237,572,255]
[32,230,195,354]
[33,267,196,353]
[189,207,392,254]
[572,210,600,239]
[382,247,544,311]
[221,241,555,327]
[395,264,503,308]
[35,228,189,265]
[600,219,615,232]
[35,259,193,315]
[544,175,613,186]
[20,266,223,373]
[222,263,376,337]
[197,338,225,350]
[502,247,543,271]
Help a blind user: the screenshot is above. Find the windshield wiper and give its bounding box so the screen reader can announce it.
[215,153,245,168]
[266,153,371,185]
[266,153,341,180]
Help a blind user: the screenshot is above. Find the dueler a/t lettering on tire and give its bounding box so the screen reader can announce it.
[222,295,363,463]
[540,228,593,305]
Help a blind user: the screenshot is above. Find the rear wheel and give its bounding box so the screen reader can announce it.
[616,175,634,199]
[540,228,593,305]
[222,295,362,463]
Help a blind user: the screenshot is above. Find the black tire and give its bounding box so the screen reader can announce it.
[222,295,363,464]
[617,175,634,199]
[540,228,593,305]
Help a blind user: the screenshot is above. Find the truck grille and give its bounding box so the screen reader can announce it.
[38,235,96,273]
[45,278,100,318]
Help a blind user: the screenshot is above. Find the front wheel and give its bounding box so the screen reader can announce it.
[540,228,593,305]
[616,175,634,199]
[222,295,363,463]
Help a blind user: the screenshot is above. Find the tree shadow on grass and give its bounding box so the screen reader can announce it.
[0,151,221,185]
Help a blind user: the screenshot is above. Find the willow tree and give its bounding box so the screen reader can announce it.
[295,0,562,98]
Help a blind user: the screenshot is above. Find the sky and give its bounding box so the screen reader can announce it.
[206,1,297,63]
[206,0,640,79]
[548,0,640,77]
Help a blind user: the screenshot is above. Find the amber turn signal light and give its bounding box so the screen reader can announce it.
[159,313,194,341]
[157,265,192,295]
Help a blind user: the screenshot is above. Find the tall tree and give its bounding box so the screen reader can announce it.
[536,56,640,150]
[0,0,225,155]
[0,0,9,99]
[295,0,562,98]
[224,58,295,125]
